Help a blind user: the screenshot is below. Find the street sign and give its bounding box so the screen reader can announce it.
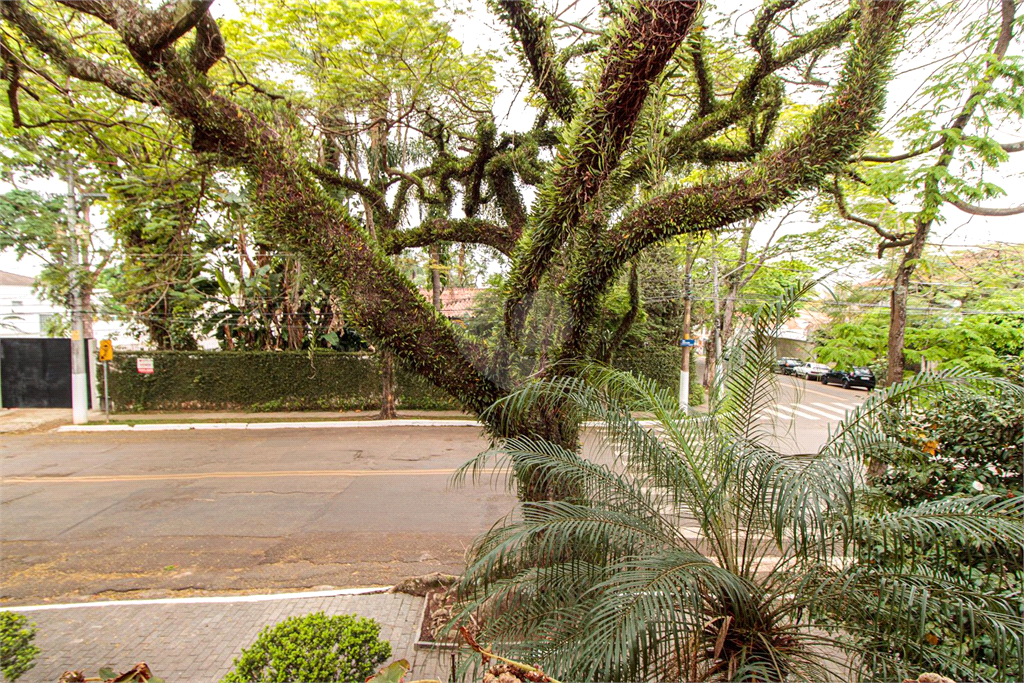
[136,357,154,374]
[680,339,696,347]
[98,339,114,362]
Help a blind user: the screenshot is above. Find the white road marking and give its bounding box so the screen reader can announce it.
[0,587,390,613]
[790,404,847,420]
[810,402,855,417]
[772,405,821,421]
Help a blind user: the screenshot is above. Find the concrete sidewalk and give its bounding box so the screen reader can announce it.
[1,408,477,434]
[4,591,450,683]
[0,408,78,434]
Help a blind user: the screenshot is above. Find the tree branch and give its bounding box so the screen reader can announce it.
[503,0,700,340]
[688,27,716,117]
[946,195,1024,217]
[493,0,577,123]
[382,218,520,257]
[307,163,388,214]
[136,0,215,57]
[2,1,156,104]
[858,140,942,163]
[556,0,906,360]
[826,176,882,231]
[861,138,1023,163]
[650,5,857,173]
[191,11,225,72]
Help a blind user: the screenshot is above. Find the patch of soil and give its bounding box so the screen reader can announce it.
[418,589,482,646]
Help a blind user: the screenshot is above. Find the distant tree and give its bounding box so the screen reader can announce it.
[0,186,111,337]
[824,0,1022,384]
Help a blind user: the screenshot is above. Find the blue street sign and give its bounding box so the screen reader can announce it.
[680,339,696,347]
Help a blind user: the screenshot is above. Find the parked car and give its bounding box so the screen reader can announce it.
[794,362,831,381]
[775,358,802,375]
[821,366,876,390]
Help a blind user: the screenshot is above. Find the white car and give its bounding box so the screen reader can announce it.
[794,362,830,381]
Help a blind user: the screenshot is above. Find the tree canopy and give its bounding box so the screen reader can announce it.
[4,0,993,493]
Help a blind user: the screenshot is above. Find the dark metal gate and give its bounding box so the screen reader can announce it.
[0,338,74,408]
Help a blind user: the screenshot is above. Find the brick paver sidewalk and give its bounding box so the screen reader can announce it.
[5,592,452,682]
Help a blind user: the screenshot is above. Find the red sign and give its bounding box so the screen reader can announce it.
[136,357,154,374]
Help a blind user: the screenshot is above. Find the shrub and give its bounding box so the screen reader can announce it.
[860,380,1024,680]
[877,384,1022,505]
[221,612,391,683]
[688,372,705,406]
[1,612,39,682]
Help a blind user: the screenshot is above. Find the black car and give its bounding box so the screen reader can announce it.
[775,358,803,375]
[821,366,876,390]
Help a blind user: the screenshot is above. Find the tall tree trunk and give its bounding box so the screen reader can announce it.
[886,230,926,385]
[719,288,739,355]
[431,245,443,310]
[378,349,398,419]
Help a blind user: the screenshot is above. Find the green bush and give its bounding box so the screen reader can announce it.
[687,370,705,406]
[221,612,391,683]
[860,383,1024,680]
[612,346,677,392]
[1,612,39,683]
[878,385,1022,504]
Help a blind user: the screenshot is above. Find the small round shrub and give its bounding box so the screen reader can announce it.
[221,612,390,683]
[1,612,39,682]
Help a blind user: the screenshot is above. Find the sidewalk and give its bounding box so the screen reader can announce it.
[0,408,76,434]
[4,591,450,683]
[1,408,477,434]
[100,409,475,423]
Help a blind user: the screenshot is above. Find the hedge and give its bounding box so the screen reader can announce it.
[105,347,680,412]
[106,351,458,412]
[613,345,679,392]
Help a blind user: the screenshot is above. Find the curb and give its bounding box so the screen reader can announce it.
[56,419,663,433]
[58,419,483,433]
[0,587,394,613]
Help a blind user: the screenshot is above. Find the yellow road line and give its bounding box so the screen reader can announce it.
[2,468,459,485]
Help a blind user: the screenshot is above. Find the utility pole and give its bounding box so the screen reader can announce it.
[66,162,89,424]
[709,234,722,401]
[679,243,693,411]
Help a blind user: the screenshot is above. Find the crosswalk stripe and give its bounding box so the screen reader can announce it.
[791,404,847,420]
[772,405,820,420]
[810,402,855,417]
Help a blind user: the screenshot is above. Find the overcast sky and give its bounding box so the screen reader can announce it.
[3,0,1021,281]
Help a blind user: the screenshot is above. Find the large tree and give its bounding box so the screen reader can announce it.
[3,0,910,498]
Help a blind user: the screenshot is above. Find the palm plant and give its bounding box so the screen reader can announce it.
[449,286,1024,682]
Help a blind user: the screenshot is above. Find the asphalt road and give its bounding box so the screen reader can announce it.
[1,426,515,605]
[1,377,869,605]
[760,373,871,453]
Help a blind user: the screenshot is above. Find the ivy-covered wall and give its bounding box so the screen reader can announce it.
[106,347,680,412]
[106,351,458,412]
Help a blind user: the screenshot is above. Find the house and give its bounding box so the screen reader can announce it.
[0,270,59,337]
[0,269,136,344]
[416,287,482,326]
